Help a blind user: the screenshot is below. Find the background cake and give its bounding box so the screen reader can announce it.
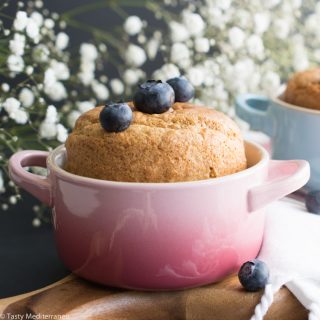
[64,102,247,183]
[283,68,320,110]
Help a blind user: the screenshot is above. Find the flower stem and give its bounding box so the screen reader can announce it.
[62,0,148,19]
[110,3,128,19]
[64,17,123,50]
[0,11,14,20]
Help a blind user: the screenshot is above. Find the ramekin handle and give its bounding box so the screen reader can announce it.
[235,94,273,136]
[9,150,52,207]
[248,160,310,212]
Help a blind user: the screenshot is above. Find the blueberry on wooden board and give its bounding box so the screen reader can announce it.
[238,259,269,292]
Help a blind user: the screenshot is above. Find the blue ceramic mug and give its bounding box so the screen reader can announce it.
[236,93,317,190]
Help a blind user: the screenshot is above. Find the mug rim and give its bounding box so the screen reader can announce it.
[272,95,320,115]
[47,140,269,189]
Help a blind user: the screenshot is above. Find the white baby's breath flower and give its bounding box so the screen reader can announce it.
[137,34,146,44]
[1,83,10,92]
[273,19,290,39]
[56,124,68,142]
[39,122,57,139]
[228,27,245,49]
[123,16,143,36]
[293,47,309,71]
[203,72,215,87]
[45,81,67,101]
[170,43,190,66]
[125,44,146,67]
[236,9,252,29]
[78,70,94,86]
[35,0,43,8]
[212,83,228,101]
[9,33,26,56]
[19,88,34,108]
[110,79,124,95]
[55,32,69,50]
[99,43,107,52]
[187,66,205,87]
[45,105,58,123]
[80,61,95,74]
[77,101,95,113]
[152,63,180,81]
[33,44,49,62]
[30,11,43,27]
[261,71,280,96]
[216,0,232,10]
[78,58,96,86]
[146,38,160,60]
[194,37,210,53]
[123,68,144,85]
[26,18,40,38]
[254,12,270,34]
[44,68,57,87]
[44,18,55,29]
[206,7,226,28]
[246,35,264,59]
[9,196,17,205]
[80,43,98,61]
[182,11,205,37]
[92,81,109,100]
[305,14,318,34]
[50,60,70,80]
[32,218,41,227]
[11,109,29,124]
[67,110,81,128]
[3,97,28,123]
[264,0,281,8]
[7,55,24,73]
[13,11,28,31]
[225,58,255,89]
[169,21,190,42]
[100,75,108,83]
[3,97,21,116]
[26,66,34,75]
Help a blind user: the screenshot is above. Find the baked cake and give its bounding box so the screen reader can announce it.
[283,68,320,110]
[64,102,247,182]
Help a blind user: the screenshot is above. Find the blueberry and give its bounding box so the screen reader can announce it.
[133,80,175,114]
[167,77,195,102]
[238,259,269,292]
[305,191,320,214]
[99,103,132,132]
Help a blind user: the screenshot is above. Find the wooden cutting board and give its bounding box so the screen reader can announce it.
[0,274,307,319]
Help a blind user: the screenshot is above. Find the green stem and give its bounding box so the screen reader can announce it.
[110,3,127,19]
[0,11,14,20]
[0,136,16,153]
[145,2,177,22]
[62,0,147,19]
[64,18,123,50]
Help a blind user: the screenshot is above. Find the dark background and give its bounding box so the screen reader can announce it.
[0,0,165,298]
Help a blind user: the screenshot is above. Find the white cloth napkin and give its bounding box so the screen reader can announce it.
[251,197,320,320]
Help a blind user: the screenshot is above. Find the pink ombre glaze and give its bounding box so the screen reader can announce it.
[8,142,310,290]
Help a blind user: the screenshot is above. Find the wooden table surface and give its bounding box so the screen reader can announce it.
[0,274,307,320]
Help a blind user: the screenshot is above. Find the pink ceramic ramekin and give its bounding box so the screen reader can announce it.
[8,141,310,290]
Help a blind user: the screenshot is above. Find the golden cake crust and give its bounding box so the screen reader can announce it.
[283,68,320,110]
[64,103,247,182]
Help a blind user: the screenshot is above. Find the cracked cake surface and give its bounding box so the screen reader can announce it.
[283,68,320,110]
[64,102,247,182]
